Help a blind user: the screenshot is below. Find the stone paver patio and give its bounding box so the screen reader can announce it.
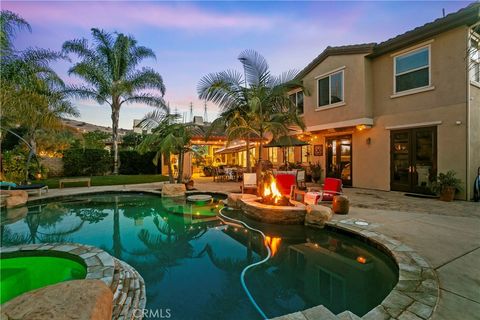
[24,177,480,319]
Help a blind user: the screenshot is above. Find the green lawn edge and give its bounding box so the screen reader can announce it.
[40,174,169,189]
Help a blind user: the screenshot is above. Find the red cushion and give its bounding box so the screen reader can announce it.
[324,178,342,193]
[275,174,296,196]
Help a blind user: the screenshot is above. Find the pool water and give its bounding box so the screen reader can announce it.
[0,192,397,319]
[0,256,86,303]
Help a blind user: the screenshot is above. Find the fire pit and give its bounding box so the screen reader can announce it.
[240,173,306,224]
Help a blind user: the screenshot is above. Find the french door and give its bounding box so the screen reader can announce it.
[326,135,352,186]
[390,127,437,194]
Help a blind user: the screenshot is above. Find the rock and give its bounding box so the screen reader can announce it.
[332,195,350,214]
[1,279,113,320]
[161,183,186,197]
[225,193,257,209]
[2,190,28,208]
[305,204,333,227]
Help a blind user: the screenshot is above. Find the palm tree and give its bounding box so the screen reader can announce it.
[138,109,193,183]
[198,50,305,174]
[62,28,167,174]
[0,10,78,181]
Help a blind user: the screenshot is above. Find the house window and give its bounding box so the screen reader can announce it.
[317,70,344,107]
[268,147,278,164]
[470,37,480,83]
[301,145,311,163]
[287,147,295,163]
[394,46,430,93]
[289,91,304,114]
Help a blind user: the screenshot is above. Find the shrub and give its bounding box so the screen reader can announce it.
[2,150,48,183]
[119,151,159,174]
[63,148,112,176]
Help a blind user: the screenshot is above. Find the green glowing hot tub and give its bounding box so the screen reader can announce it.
[0,256,87,304]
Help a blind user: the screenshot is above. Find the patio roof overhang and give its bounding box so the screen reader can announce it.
[305,117,374,133]
[214,142,255,154]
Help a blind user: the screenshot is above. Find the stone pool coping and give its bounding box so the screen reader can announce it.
[0,243,115,287]
[273,218,439,320]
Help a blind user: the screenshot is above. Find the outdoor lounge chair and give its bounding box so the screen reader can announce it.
[0,181,48,197]
[291,177,343,204]
[241,173,257,194]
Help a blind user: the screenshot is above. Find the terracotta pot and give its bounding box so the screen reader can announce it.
[439,186,456,202]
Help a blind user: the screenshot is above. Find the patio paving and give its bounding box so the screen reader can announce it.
[24,178,480,319]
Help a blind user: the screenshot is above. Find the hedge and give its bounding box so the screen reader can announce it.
[119,151,159,174]
[63,148,112,176]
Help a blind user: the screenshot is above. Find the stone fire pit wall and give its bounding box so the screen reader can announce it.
[240,196,307,224]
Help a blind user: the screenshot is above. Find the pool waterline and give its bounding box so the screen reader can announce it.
[1,192,398,319]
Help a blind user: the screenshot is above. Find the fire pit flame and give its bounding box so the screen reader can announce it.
[262,174,284,205]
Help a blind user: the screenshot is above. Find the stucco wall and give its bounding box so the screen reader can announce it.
[371,27,468,116]
[300,53,372,128]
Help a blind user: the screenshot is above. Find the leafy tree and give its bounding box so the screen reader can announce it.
[121,131,145,150]
[198,50,305,174]
[82,130,110,149]
[62,28,167,174]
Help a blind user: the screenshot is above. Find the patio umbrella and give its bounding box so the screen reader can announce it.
[265,136,309,167]
[264,135,309,147]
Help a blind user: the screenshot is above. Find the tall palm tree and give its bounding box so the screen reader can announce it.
[62,29,167,174]
[198,50,305,174]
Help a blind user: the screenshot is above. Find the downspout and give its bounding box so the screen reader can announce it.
[466,23,480,200]
[466,27,471,200]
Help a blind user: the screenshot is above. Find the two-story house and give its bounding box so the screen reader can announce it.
[281,3,479,199]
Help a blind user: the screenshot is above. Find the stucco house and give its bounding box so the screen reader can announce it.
[275,3,479,199]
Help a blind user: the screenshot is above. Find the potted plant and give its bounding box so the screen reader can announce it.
[433,170,462,202]
[183,174,195,190]
[310,162,322,184]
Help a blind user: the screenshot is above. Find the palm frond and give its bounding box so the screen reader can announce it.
[238,49,270,86]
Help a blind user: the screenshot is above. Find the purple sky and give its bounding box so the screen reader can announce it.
[4,1,470,129]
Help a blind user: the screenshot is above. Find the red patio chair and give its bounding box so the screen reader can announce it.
[312,177,343,202]
[275,174,297,197]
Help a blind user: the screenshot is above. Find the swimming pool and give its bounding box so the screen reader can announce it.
[0,192,397,319]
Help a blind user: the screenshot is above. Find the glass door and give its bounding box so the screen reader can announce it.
[326,136,352,186]
[391,131,411,192]
[412,128,436,194]
[390,127,436,193]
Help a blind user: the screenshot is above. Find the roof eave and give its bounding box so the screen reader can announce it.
[369,4,480,58]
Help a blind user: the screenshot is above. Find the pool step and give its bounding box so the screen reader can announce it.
[111,258,146,320]
[270,306,362,320]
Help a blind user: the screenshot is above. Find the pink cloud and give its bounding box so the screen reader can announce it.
[2,1,276,31]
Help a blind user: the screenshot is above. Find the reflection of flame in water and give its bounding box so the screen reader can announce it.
[262,175,284,204]
[264,236,282,257]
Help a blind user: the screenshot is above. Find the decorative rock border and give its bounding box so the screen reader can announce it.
[0,243,146,320]
[271,218,439,320]
[0,243,115,287]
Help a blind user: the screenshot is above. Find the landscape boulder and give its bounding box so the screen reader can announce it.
[305,204,333,227]
[1,279,113,320]
[224,193,258,209]
[161,183,186,197]
[2,190,28,208]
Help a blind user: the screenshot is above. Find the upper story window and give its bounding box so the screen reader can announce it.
[394,46,430,93]
[289,91,304,114]
[470,37,479,83]
[317,70,344,107]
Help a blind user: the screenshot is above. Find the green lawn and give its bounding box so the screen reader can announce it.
[40,174,169,189]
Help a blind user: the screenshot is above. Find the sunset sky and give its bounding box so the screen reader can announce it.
[3,1,469,129]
